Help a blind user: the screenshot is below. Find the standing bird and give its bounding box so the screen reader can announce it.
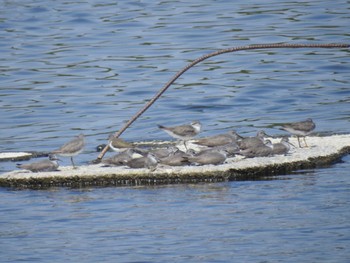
[193,130,241,147]
[158,121,201,150]
[17,155,60,172]
[52,133,85,168]
[280,118,315,148]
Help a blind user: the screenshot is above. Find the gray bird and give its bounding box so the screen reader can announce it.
[213,142,239,157]
[159,149,192,166]
[150,145,179,159]
[52,134,85,168]
[239,140,273,158]
[185,149,228,165]
[158,121,201,150]
[125,153,158,170]
[272,137,294,155]
[17,155,60,172]
[102,149,135,166]
[280,118,315,148]
[237,130,269,150]
[193,130,241,147]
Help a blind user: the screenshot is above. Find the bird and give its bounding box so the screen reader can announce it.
[237,130,269,150]
[158,121,201,150]
[108,134,133,152]
[185,149,228,165]
[280,118,315,148]
[149,145,179,159]
[272,137,294,155]
[238,140,273,158]
[17,155,60,172]
[212,142,240,157]
[193,130,241,147]
[125,153,158,170]
[102,149,135,166]
[52,133,85,169]
[159,149,192,166]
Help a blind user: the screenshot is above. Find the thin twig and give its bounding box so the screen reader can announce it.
[94,43,349,162]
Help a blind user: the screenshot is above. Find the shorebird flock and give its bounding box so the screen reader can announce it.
[16,118,316,172]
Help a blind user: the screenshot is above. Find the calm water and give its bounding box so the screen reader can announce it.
[1,0,350,262]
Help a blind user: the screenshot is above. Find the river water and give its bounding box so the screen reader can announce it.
[0,0,350,262]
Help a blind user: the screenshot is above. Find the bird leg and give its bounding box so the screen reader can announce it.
[71,157,77,169]
[183,140,188,151]
[297,136,302,148]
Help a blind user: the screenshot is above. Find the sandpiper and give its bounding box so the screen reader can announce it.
[237,130,269,150]
[108,134,133,152]
[17,155,60,172]
[158,121,201,150]
[159,149,192,166]
[150,145,179,159]
[272,137,294,155]
[52,133,85,168]
[102,149,135,166]
[185,149,228,165]
[125,153,158,170]
[238,140,273,158]
[280,118,315,147]
[213,142,239,157]
[194,130,241,147]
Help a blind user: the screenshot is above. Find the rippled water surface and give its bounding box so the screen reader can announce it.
[1,0,350,262]
[1,157,350,262]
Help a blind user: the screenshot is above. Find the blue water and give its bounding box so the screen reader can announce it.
[1,157,350,262]
[1,0,350,262]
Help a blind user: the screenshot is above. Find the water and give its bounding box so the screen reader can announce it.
[0,0,350,261]
[1,157,350,262]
